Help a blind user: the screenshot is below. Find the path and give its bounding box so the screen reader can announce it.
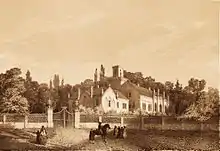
[0,127,218,150]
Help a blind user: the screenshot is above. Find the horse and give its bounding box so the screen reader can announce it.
[89,123,111,143]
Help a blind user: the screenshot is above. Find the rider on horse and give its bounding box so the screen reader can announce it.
[98,122,103,135]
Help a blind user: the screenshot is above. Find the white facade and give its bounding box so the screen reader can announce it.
[101,87,129,113]
[115,98,129,114]
[140,95,154,113]
[140,95,168,114]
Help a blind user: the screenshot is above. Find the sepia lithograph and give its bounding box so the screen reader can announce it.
[0,0,219,150]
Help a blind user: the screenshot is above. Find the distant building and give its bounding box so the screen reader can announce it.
[70,65,169,115]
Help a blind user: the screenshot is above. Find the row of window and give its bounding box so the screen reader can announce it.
[108,101,127,109]
[142,103,163,112]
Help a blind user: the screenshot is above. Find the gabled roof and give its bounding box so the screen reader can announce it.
[122,81,153,97]
[113,89,128,100]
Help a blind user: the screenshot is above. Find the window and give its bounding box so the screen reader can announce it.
[117,102,119,108]
[108,100,111,107]
[128,92,131,97]
[96,99,99,106]
[142,103,146,110]
[159,104,162,112]
[122,103,127,109]
[148,104,152,111]
[155,103,157,111]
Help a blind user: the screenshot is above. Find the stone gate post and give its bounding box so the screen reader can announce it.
[47,99,53,128]
[74,99,80,128]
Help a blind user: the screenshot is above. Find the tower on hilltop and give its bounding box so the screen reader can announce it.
[112,65,124,78]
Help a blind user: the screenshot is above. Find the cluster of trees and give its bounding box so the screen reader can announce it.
[124,71,219,120]
[0,66,218,121]
[0,68,76,114]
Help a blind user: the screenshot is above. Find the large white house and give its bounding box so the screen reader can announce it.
[101,86,129,114]
[71,64,169,115]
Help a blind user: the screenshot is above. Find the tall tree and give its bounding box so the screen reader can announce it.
[94,68,98,84]
[37,83,50,113]
[100,64,105,81]
[61,78,64,87]
[53,74,60,89]
[49,80,53,90]
[25,81,40,113]
[25,70,32,82]
[0,68,29,114]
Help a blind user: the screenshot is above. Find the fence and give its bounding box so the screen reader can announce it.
[1,108,218,132]
[78,114,219,132]
[0,113,49,129]
[142,116,219,131]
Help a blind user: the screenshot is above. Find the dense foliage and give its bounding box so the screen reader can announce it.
[0,65,218,121]
[0,68,29,115]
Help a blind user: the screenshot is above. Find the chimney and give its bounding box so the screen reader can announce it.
[116,92,119,99]
[90,86,93,98]
[77,88,81,100]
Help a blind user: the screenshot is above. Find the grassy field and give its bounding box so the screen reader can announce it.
[0,125,219,150]
[47,128,219,150]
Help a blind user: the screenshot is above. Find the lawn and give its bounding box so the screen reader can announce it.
[0,124,219,150]
[47,128,219,150]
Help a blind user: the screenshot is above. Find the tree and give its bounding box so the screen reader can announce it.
[36,83,50,113]
[53,74,60,89]
[25,70,32,82]
[165,81,174,92]
[81,79,94,87]
[184,87,219,121]
[94,68,98,83]
[24,81,40,113]
[49,80,53,90]
[143,76,156,89]
[188,78,206,102]
[61,78,64,87]
[100,64,105,81]
[0,68,29,115]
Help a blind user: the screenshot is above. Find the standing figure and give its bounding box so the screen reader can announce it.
[123,126,127,139]
[36,130,41,144]
[116,126,121,138]
[39,125,47,145]
[113,126,117,136]
[89,129,95,143]
[40,126,47,136]
[120,126,124,138]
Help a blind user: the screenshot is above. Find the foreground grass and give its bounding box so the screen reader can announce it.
[0,125,219,150]
[47,128,219,150]
[47,127,89,148]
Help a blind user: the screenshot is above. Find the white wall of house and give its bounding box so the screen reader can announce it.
[101,87,129,114]
[115,98,129,114]
[101,87,117,113]
[140,95,154,113]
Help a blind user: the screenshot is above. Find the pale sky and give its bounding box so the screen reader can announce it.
[0,0,219,88]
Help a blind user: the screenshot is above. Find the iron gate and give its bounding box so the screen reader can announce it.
[53,107,75,128]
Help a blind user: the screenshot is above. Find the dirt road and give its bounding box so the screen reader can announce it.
[0,127,218,150]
